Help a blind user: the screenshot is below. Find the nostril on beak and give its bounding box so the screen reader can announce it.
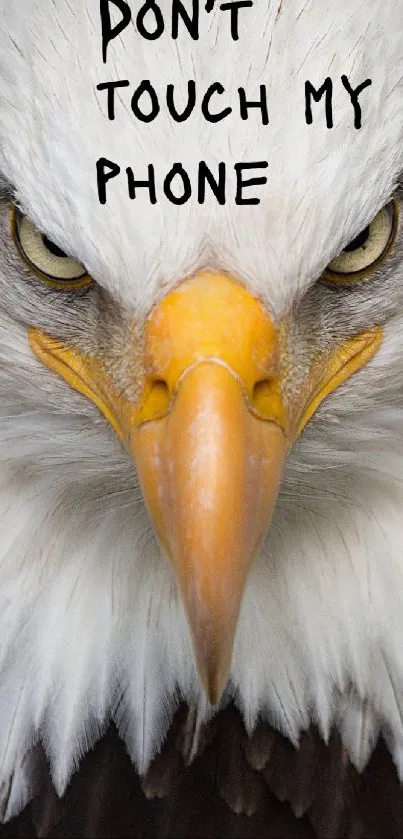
[140,378,171,422]
[252,378,280,414]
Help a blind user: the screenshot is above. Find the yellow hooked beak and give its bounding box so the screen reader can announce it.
[28,272,381,703]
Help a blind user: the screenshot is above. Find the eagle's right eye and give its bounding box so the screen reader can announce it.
[325,199,398,283]
[11,207,93,290]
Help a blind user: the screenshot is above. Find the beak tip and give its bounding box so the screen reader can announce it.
[197,648,232,706]
[204,676,225,707]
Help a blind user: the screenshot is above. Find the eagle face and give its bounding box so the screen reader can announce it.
[0,0,403,820]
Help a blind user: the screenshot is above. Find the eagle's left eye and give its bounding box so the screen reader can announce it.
[325,199,398,282]
[11,207,92,290]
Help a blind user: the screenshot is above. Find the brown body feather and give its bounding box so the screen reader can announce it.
[1,705,402,838]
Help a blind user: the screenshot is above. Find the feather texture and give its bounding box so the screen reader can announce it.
[3,710,403,838]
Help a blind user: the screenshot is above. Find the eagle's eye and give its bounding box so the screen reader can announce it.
[325,199,398,283]
[11,207,92,290]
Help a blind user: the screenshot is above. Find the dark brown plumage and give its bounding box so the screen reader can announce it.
[2,706,402,839]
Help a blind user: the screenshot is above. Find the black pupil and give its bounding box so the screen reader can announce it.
[42,235,68,258]
[344,226,370,253]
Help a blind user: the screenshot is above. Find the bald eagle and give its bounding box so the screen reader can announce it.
[0,1,403,836]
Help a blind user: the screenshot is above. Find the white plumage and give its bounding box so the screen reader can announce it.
[0,0,402,823]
